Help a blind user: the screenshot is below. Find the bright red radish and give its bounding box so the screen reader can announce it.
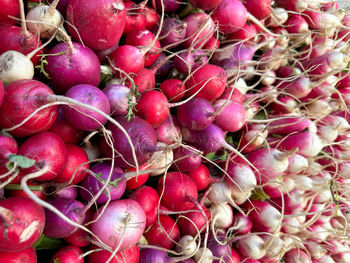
[284,14,309,34]
[0,0,20,26]
[19,132,67,181]
[0,197,45,252]
[90,199,146,252]
[88,245,140,263]
[129,185,159,228]
[190,0,222,10]
[51,245,84,263]
[123,1,146,36]
[0,246,36,263]
[157,171,198,212]
[125,163,149,190]
[53,144,89,185]
[45,42,101,94]
[0,79,58,137]
[135,90,169,128]
[143,6,159,30]
[185,64,227,102]
[153,0,181,13]
[160,78,185,102]
[125,67,156,92]
[172,146,202,172]
[144,215,180,249]
[242,0,271,20]
[211,0,248,34]
[177,204,210,237]
[67,0,126,50]
[0,133,18,166]
[63,84,111,131]
[188,163,212,191]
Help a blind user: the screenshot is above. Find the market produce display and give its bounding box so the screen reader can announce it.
[1,0,350,262]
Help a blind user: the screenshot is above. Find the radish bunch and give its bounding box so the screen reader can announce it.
[0,0,350,262]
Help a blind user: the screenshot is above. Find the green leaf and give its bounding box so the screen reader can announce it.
[53,258,61,263]
[0,130,13,138]
[95,172,122,188]
[33,234,65,250]
[253,110,267,120]
[8,154,35,168]
[205,151,227,162]
[98,65,113,87]
[251,188,270,200]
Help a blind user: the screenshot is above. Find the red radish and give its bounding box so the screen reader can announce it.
[157,171,198,212]
[158,18,187,48]
[190,0,222,10]
[99,116,159,168]
[242,0,271,20]
[135,90,169,128]
[226,23,258,44]
[51,245,84,263]
[0,134,18,166]
[303,9,341,34]
[125,163,149,190]
[88,245,140,263]
[144,215,180,249]
[246,147,290,184]
[79,163,126,205]
[45,42,101,94]
[0,80,3,107]
[188,164,212,191]
[90,199,146,252]
[238,123,268,154]
[173,51,195,74]
[211,0,248,34]
[270,96,298,114]
[0,0,20,26]
[177,204,210,237]
[275,0,307,12]
[0,79,58,137]
[284,14,309,34]
[268,117,316,135]
[0,197,45,252]
[129,185,159,228]
[125,67,156,92]
[48,107,83,144]
[109,45,145,78]
[26,0,63,39]
[185,64,227,102]
[0,246,36,262]
[19,132,67,181]
[277,76,312,99]
[125,29,161,67]
[172,146,201,172]
[153,0,181,13]
[143,6,159,31]
[156,115,181,145]
[160,78,185,102]
[231,213,253,235]
[63,84,111,131]
[237,234,266,260]
[44,197,85,238]
[177,97,215,131]
[54,144,89,185]
[123,1,146,36]
[0,26,42,66]
[213,99,246,132]
[183,13,215,48]
[66,0,126,51]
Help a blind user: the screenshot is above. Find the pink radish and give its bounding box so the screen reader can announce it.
[51,245,84,263]
[156,115,181,145]
[158,17,187,48]
[284,248,311,263]
[242,0,271,20]
[190,0,222,11]
[123,1,146,36]
[213,99,246,132]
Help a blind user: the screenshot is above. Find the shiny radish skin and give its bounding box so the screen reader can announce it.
[88,245,140,263]
[190,0,222,10]
[0,0,20,26]
[172,146,202,172]
[159,79,186,102]
[177,204,210,237]
[123,1,146,36]
[243,0,271,20]
[0,246,37,263]
[67,0,126,51]
[0,197,45,252]
[0,79,58,137]
[45,42,101,94]
[0,80,3,107]
[0,134,18,165]
[51,245,84,263]
[19,132,67,181]
[188,164,212,191]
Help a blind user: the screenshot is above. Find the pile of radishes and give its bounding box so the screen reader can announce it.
[1,0,350,262]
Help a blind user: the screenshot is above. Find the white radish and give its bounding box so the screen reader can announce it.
[286,154,309,174]
[210,203,233,229]
[147,142,173,176]
[237,234,266,260]
[194,248,213,263]
[176,235,197,256]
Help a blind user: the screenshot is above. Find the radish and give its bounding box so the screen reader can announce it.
[0,133,18,167]
[139,248,169,263]
[267,117,316,135]
[63,84,111,131]
[0,0,20,26]
[156,115,181,145]
[213,99,246,132]
[79,163,126,205]
[123,1,146,36]
[158,18,187,48]
[103,84,133,116]
[284,248,311,263]
[153,0,181,13]
[237,234,266,260]
[147,142,174,175]
[43,197,85,238]
[207,230,234,263]
[143,6,159,31]
[54,186,78,200]
[90,199,146,252]
[19,132,67,181]
[0,80,3,107]
[174,51,195,74]
[238,123,268,154]
[177,97,215,131]
[275,0,307,12]
[0,197,45,252]
[188,164,212,191]
[194,248,214,263]
[129,186,159,228]
[157,171,198,212]
[160,78,186,102]
[26,0,63,39]
[66,0,126,51]
[125,163,149,190]
[242,0,271,20]
[177,204,210,237]
[303,9,342,35]
[176,235,197,256]
[182,13,215,49]
[285,14,309,34]
[51,245,84,263]
[211,0,248,34]
[0,246,36,263]
[224,162,257,194]
[229,213,252,235]
[45,42,101,94]
[144,214,180,249]
[53,144,89,185]
[210,203,234,230]
[190,0,222,10]
[286,153,309,174]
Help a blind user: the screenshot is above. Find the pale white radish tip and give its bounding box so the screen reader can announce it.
[147,142,173,176]
[306,240,327,259]
[271,7,288,26]
[210,203,233,229]
[237,234,266,260]
[293,176,313,191]
[296,0,308,12]
[287,154,309,174]
[318,125,338,143]
[263,235,284,259]
[194,247,213,263]
[26,5,63,39]
[0,51,34,86]
[328,51,347,69]
[176,235,197,256]
[261,71,276,86]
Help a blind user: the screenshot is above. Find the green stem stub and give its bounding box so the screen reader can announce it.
[7,154,35,169]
